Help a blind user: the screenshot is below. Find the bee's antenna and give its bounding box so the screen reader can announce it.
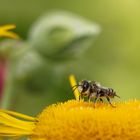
[71,85,82,93]
[72,85,79,89]
[72,87,78,93]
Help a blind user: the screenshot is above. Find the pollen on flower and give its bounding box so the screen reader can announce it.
[31,100,140,140]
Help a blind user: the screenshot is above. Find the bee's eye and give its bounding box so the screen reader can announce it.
[83,81,89,89]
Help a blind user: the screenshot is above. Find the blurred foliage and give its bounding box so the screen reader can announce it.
[0,0,140,115]
[29,11,100,59]
[0,11,100,115]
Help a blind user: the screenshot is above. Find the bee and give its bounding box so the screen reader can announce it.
[72,80,120,107]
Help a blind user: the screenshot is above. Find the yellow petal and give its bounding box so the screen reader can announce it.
[0,24,20,39]
[0,110,36,138]
[69,74,80,100]
[0,110,36,121]
[0,24,16,30]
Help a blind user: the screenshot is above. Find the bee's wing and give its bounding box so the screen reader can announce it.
[90,81,101,87]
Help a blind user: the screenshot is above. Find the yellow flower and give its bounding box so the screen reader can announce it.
[0,24,19,39]
[0,75,140,140]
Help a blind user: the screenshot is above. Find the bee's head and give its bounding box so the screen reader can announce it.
[78,80,90,93]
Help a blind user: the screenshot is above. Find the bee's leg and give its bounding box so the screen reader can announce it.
[105,95,116,108]
[94,93,101,107]
[88,96,90,102]
[88,93,92,102]
[99,98,103,103]
[80,94,84,101]
[79,95,81,101]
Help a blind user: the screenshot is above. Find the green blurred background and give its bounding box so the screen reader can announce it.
[0,0,140,115]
